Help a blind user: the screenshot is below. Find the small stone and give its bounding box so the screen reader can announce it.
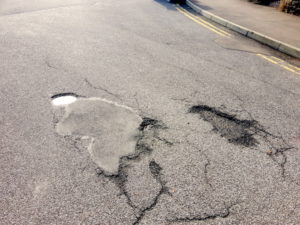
[267,150,273,155]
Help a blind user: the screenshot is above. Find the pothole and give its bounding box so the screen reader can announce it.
[51,93,78,106]
[189,105,258,147]
[189,104,294,177]
[52,95,143,175]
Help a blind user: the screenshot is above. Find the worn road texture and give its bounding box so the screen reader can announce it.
[1,0,300,224]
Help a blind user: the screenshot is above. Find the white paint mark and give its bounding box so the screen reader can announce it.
[51,95,77,106]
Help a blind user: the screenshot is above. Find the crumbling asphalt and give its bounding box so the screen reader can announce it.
[0,0,300,224]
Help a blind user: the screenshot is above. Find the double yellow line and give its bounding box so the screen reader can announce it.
[175,5,231,38]
[175,5,300,76]
[257,54,300,75]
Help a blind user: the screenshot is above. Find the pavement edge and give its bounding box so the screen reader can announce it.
[186,0,300,58]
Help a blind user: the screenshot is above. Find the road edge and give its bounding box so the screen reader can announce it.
[186,0,300,58]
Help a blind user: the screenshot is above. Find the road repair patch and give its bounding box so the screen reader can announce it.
[52,95,142,175]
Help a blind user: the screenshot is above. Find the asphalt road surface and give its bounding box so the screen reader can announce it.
[1,0,300,224]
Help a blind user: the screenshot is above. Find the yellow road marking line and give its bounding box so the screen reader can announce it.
[175,4,300,76]
[257,54,278,64]
[257,54,300,75]
[271,56,300,71]
[288,64,300,71]
[177,5,231,37]
[280,63,300,73]
[176,7,227,37]
[270,56,284,63]
[283,66,300,75]
[282,65,297,73]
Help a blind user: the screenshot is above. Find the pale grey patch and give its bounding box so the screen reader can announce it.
[55,97,142,175]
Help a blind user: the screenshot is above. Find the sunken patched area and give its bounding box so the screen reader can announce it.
[189,105,258,147]
[55,97,142,175]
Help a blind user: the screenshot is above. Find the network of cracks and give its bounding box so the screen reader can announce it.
[51,94,295,224]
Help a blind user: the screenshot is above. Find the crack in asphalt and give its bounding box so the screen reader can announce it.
[84,78,120,99]
[139,117,173,146]
[154,136,174,146]
[95,117,169,225]
[149,160,170,196]
[203,154,213,189]
[52,94,296,224]
[168,202,239,223]
[264,138,293,178]
[189,104,294,178]
[228,93,299,181]
[132,160,170,225]
[185,140,214,189]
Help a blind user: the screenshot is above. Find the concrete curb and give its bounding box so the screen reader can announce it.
[186,0,300,58]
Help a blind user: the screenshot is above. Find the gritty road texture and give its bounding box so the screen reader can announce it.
[0,0,300,224]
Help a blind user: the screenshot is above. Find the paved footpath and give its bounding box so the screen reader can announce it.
[189,0,300,51]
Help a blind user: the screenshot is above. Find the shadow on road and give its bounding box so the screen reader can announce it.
[153,0,177,11]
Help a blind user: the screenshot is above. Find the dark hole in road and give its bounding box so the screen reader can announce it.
[139,117,163,131]
[51,92,78,99]
[149,160,162,178]
[189,105,258,147]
